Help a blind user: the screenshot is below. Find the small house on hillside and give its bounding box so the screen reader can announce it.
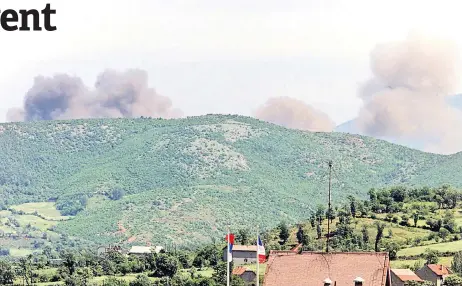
[233,266,257,284]
[223,245,258,265]
[415,264,451,286]
[390,269,423,286]
[128,245,164,256]
[129,246,151,256]
[263,251,391,286]
[97,245,123,256]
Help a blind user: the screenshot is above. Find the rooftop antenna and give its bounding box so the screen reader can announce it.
[326,160,333,253]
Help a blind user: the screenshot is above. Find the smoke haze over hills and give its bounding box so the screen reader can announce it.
[353,33,462,154]
[253,96,335,132]
[6,69,183,122]
[5,33,462,154]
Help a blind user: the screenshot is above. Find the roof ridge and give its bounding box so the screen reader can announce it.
[269,250,389,255]
[264,251,390,286]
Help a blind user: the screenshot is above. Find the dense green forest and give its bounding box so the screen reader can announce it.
[1,114,462,248]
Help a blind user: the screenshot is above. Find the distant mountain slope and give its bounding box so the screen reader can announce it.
[334,119,356,133]
[410,151,462,186]
[0,115,460,247]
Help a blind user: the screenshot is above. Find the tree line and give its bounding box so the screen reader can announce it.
[0,244,250,286]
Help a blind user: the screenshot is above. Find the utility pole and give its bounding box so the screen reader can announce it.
[326,160,332,253]
[227,226,230,286]
[256,225,259,286]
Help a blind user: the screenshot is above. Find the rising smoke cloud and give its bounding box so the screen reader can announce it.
[254,96,335,132]
[356,32,462,154]
[6,69,183,122]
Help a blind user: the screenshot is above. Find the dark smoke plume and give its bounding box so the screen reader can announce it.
[254,96,335,132]
[356,32,462,154]
[7,69,183,122]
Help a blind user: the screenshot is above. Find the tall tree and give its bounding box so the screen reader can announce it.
[452,251,462,276]
[236,228,250,245]
[326,207,336,223]
[296,225,304,244]
[374,222,385,252]
[315,205,326,224]
[154,253,180,278]
[384,242,401,260]
[0,261,15,285]
[424,249,440,265]
[212,261,233,285]
[19,255,34,286]
[444,275,462,286]
[361,225,369,244]
[412,212,419,227]
[62,251,77,276]
[278,222,289,245]
[317,223,322,240]
[348,195,357,217]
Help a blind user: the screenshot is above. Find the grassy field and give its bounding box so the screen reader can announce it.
[297,216,432,249]
[391,256,453,269]
[398,240,462,257]
[8,248,33,257]
[10,202,70,220]
[0,210,12,217]
[0,217,16,233]
[31,282,62,286]
[0,202,93,258]
[15,214,58,231]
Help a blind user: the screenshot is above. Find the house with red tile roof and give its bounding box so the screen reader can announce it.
[232,266,257,284]
[390,269,423,286]
[415,264,452,286]
[262,251,391,286]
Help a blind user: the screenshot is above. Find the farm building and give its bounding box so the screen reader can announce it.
[223,245,258,265]
[415,264,451,286]
[390,269,423,286]
[232,266,257,284]
[128,245,163,256]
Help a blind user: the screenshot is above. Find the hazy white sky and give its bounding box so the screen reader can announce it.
[1,0,461,124]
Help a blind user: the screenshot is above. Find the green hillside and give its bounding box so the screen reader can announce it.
[0,114,460,248]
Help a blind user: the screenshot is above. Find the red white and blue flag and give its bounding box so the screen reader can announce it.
[257,235,266,263]
[225,233,235,262]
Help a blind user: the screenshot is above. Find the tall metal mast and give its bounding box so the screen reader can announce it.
[326,160,332,253]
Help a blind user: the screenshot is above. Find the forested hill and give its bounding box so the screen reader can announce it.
[0,114,461,247]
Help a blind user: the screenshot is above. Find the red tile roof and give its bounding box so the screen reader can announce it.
[291,243,302,253]
[233,266,254,276]
[263,251,390,286]
[391,269,423,282]
[427,264,451,276]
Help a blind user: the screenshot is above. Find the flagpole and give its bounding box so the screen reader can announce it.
[256,225,259,286]
[227,226,230,286]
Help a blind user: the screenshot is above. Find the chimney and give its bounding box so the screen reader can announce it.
[354,277,364,286]
[324,278,332,286]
